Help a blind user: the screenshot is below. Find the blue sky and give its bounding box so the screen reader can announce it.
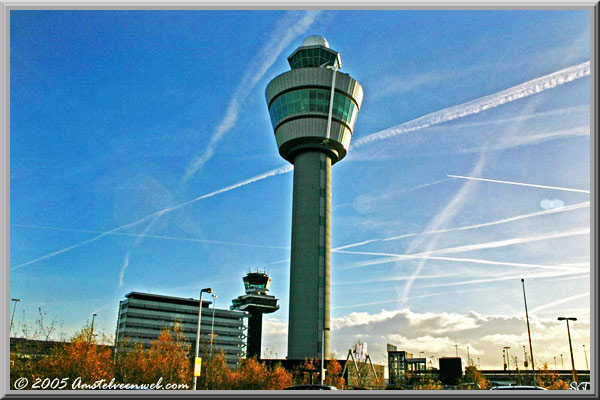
[10,10,591,369]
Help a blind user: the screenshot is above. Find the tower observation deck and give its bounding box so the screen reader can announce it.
[265,35,363,360]
[231,271,279,359]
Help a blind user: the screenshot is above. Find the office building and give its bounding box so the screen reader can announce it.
[115,292,247,367]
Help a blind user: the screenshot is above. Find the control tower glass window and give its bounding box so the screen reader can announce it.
[268,89,358,130]
[289,48,338,69]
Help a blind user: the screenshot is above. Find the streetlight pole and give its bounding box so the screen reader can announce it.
[553,356,557,370]
[210,294,218,358]
[467,347,470,366]
[521,279,536,384]
[583,345,589,370]
[10,298,21,336]
[558,317,578,383]
[193,287,213,391]
[320,327,330,385]
[503,347,511,380]
[561,354,564,370]
[90,313,97,342]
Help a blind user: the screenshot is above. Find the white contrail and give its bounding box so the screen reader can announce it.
[11,165,293,270]
[531,292,590,313]
[13,224,290,249]
[118,252,130,288]
[332,201,590,251]
[399,155,486,303]
[419,270,584,289]
[333,287,488,309]
[335,249,588,272]
[415,227,590,257]
[182,11,322,182]
[118,211,165,288]
[352,61,590,148]
[447,175,590,194]
[333,178,450,210]
[13,62,589,269]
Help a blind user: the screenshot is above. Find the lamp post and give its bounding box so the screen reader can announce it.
[210,294,218,357]
[558,317,578,383]
[521,279,536,384]
[90,313,97,342]
[320,327,330,385]
[503,347,511,379]
[10,298,21,336]
[561,354,565,370]
[553,356,557,370]
[467,347,470,366]
[193,287,213,391]
[583,345,589,370]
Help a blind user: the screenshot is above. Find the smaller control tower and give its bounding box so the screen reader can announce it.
[231,271,279,359]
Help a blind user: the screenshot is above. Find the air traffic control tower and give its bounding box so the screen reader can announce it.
[265,36,363,360]
[231,271,279,359]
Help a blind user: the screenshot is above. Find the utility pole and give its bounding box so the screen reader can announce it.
[558,317,578,383]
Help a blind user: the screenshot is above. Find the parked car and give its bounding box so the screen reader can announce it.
[284,384,338,390]
[490,386,547,390]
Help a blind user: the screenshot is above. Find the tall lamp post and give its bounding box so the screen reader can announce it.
[583,345,589,370]
[503,347,511,380]
[10,298,21,336]
[467,346,470,366]
[521,279,536,384]
[89,313,97,342]
[320,327,330,385]
[558,317,578,383]
[210,294,218,357]
[193,287,213,391]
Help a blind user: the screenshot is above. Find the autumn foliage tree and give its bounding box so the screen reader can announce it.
[115,324,191,386]
[536,363,569,390]
[37,326,114,384]
[324,359,345,389]
[198,351,233,390]
[230,357,292,390]
[462,365,490,389]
